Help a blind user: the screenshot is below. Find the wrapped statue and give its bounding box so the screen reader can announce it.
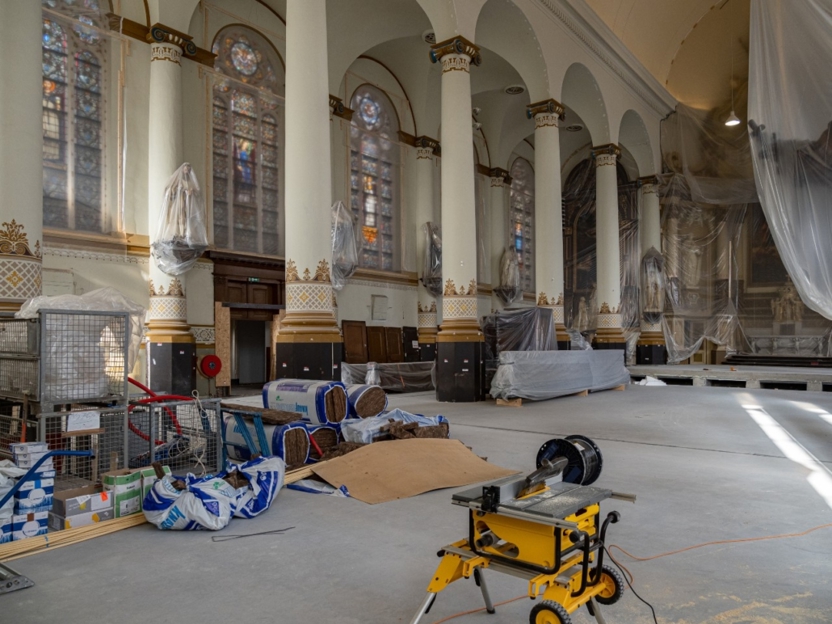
[640,247,665,324]
[331,201,358,291]
[494,248,522,305]
[151,163,209,275]
[421,222,442,297]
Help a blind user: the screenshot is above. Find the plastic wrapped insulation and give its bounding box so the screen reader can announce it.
[150,163,208,276]
[494,248,522,305]
[421,222,442,298]
[482,307,557,362]
[16,287,145,373]
[331,201,358,291]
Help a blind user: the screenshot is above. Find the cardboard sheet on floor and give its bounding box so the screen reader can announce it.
[311,439,518,504]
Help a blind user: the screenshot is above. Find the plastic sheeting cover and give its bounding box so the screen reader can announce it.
[483,307,557,362]
[341,362,435,392]
[150,163,208,276]
[16,287,145,372]
[490,350,630,401]
[340,408,448,444]
[749,0,832,321]
[331,200,358,291]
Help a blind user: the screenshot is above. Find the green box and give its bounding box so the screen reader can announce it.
[102,469,142,518]
[140,466,172,506]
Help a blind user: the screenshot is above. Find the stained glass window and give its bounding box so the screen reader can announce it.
[41,0,107,232]
[212,26,284,256]
[349,84,400,272]
[510,158,535,292]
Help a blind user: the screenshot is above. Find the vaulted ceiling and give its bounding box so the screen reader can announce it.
[584,0,750,111]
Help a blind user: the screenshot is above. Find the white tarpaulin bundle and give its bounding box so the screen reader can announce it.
[749,0,832,320]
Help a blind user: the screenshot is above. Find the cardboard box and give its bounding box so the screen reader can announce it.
[14,478,54,513]
[102,469,142,517]
[12,511,48,540]
[52,485,113,518]
[14,452,54,470]
[9,442,48,454]
[140,465,172,504]
[48,508,115,531]
[0,515,10,544]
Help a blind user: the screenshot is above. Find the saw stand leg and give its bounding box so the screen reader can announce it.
[409,592,437,624]
[587,597,608,624]
[473,567,496,614]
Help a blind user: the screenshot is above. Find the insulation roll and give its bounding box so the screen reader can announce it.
[346,384,388,419]
[305,424,340,463]
[222,416,310,467]
[263,379,348,424]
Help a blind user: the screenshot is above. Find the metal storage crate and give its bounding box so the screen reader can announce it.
[1,403,128,492]
[127,398,222,477]
[0,310,130,412]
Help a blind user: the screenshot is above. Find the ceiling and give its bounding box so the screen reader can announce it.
[584,0,750,111]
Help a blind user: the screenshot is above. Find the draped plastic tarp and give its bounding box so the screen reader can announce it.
[749,0,832,321]
[150,163,208,276]
[421,222,442,298]
[331,201,358,291]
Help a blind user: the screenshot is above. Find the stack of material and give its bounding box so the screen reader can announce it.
[6,443,56,542]
[263,379,348,424]
[346,384,388,418]
[306,424,339,462]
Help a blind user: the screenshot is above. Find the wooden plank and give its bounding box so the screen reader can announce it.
[61,428,105,438]
[612,384,626,391]
[215,302,231,388]
[573,389,589,397]
[497,398,522,408]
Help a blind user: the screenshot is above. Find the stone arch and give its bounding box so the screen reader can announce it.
[618,109,655,177]
[561,63,609,147]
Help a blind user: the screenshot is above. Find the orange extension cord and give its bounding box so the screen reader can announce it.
[429,522,832,623]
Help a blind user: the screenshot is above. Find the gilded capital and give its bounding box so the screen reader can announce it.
[430,36,482,69]
[488,167,512,187]
[592,144,621,167]
[329,95,354,121]
[526,98,565,122]
[147,23,196,56]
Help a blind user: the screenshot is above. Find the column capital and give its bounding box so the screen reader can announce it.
[329,95,354,121]
[592,143,621,167]
[526,98,565,125]
[489,167,512,187]
[147,23,197,56]
[414,135,441,158]
[638,175,660,193]
[430,36,482,72]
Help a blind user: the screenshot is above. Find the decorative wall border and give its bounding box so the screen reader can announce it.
[345,278,417,292]
[43,246,149,265]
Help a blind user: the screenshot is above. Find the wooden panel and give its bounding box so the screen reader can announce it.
[248,283,273,320]
[226,281,246,304]
[215,302,231,388]
[386,327,404,363]
[402,326,419,362]
[366,326,388,364]
[342,320,368,364]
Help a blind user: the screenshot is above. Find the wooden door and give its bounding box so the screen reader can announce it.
[366,326,388,364]
[342,320,368,364]
[402,326,419,362]
[385,327,404,363]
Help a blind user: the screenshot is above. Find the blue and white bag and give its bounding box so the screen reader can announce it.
[219,456,285,519]
[345,384,388,419]
[263,379,348,424]
[143,474,236,531]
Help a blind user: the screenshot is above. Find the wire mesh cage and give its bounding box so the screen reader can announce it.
[127,398,222,477]
[0,399,36,460]
[38,407,128,491]
[0,310,130,409]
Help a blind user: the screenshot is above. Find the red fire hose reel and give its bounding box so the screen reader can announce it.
[199,354,222,378]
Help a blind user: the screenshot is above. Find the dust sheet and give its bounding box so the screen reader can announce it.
[311,439,518,504]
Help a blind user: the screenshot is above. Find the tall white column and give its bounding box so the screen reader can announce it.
[146,33,189,337]
[489,169,510,310]
[280,0,339,339]
[433,39,481,339]
[529,100,566,342]
[638,176,664,344]
[0,0,42,311]
[593,144,625,345]
[415,137,439,344]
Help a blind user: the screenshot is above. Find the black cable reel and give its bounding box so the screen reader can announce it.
[535,435,604,485]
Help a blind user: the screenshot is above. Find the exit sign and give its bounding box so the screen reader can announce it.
[248,277,260,283]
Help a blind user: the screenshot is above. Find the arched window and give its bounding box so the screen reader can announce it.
[349,85,400,271]
[212,26,283,256]
[509,158,535,292]
[42,0,108,232]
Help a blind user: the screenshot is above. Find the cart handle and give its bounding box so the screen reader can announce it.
[0,450,94,510]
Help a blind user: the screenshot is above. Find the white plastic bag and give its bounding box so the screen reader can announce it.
[143,474,236,531]
[151,163,208,276]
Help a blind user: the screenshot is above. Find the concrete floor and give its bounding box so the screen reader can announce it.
[4,385,832,623]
